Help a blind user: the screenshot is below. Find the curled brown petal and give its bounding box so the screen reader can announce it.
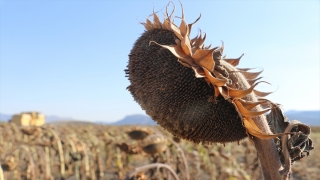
[257,98,274,109]
[237,99,268,110]
[191,66,206,78]
[177,60,191,68]
[205,44,212,50]
[247,77,263,86]
[141,23,153,31]
[241,70,263,79]
[243,117,291,139]
[153,9,162,28]
[188,13,201,34]
[224,53,244,67]
[169,23,183,40]
[222,81,269,99]
[163,19,171,30]
[194,32,206,48]
[203,68,227,87]
[253,89,273,97]
[166,1,175,20]
[237,68,255,72]
[150,41,194,66]
[146,18,153,28]
[219,41,224,55]
[212,70,229,82]
[179,0,184,19]
[213,86,222,98]
[175,39,181,46]
[234,100,270,118]
[180,19,188,37]
[181,35,192,56]
[190,31,200,45]
[178,1,188,37]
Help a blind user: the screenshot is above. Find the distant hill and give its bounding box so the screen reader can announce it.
[45,115,74,123]
[112,114,157,125]
[0,113,11,121]
[49,120,96,125]
[1,110,319,126]
[284,110,320,126]
[112,111,320,126]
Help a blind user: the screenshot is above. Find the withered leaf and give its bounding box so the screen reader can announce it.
[266,104,289,134]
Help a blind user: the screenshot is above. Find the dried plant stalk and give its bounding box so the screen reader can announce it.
[125,163,180,180]
[0,164,4,180]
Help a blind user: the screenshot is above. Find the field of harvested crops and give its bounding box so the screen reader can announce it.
[0,122,319,180]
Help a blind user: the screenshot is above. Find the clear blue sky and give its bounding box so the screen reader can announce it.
[0,1,319,122]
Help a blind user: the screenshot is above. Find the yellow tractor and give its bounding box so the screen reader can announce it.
[10,112,45,126]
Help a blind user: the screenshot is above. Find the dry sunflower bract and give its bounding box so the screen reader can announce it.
[126,2,289,143]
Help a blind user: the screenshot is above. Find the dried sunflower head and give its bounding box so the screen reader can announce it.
[173,136,181,143]
[141,134,167,155]
[116,142,143,155]
[20,126,42,136]
[126,126,153,140]
[126,2,294,144]
[1,155,18,171]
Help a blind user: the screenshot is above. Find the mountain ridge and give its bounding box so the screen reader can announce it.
[1,110,319,125]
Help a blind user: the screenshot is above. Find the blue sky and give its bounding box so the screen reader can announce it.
[0,0,319,122]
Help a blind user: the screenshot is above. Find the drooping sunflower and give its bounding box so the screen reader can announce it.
[126,126,153,140]
[126,2,286,144]
[141,134,167,155]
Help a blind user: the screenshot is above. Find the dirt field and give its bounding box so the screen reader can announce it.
[0,123,318,180]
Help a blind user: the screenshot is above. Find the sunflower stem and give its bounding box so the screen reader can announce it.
[221,61,283,180]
